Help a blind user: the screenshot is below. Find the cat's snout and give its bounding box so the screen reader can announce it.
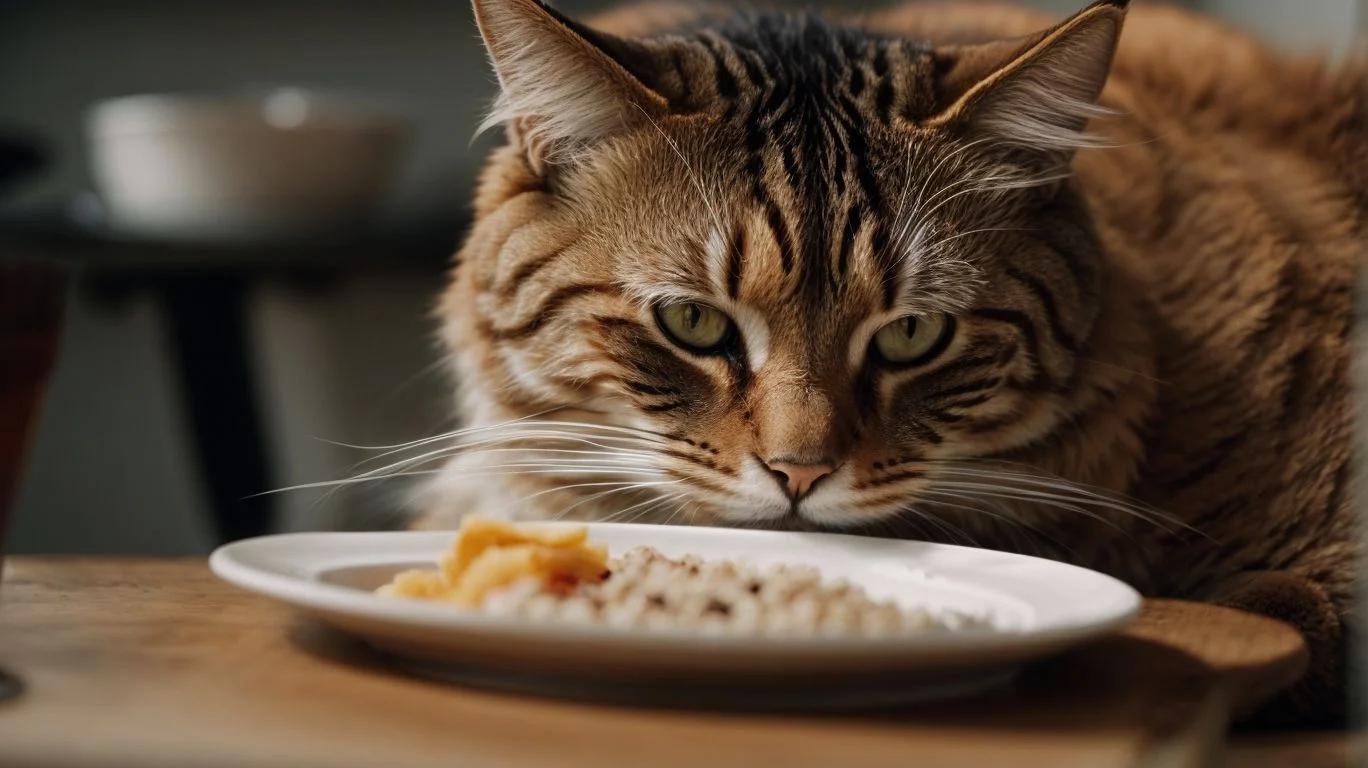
[763,460,835,501]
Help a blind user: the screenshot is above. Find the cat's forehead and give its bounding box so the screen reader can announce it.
[603,14,988,355]
[676,13,943,126]
[700,14,924,82]
[607,144,984,354]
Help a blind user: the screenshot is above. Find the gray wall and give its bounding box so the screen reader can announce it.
[5,0,1364,555]
[1206,0,1363,56]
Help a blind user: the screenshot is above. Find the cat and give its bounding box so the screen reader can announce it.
[413,0,1367,726]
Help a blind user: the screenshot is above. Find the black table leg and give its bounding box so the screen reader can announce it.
[157,273,275,544]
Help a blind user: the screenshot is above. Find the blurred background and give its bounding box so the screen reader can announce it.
[1,0,1365,557]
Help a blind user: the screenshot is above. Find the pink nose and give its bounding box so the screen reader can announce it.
[764,460,835,501]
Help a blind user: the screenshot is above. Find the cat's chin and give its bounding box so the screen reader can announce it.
[696,505,897,534]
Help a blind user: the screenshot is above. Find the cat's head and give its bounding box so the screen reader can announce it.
[439,0,1129,530]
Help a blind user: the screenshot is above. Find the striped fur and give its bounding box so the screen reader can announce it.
[417,0,1367,724]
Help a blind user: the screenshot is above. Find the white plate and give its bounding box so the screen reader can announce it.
[210,524,1141,710]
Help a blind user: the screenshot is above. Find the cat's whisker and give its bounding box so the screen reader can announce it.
[928,463,1201,536]
[927,480,1135,538]
[551,479,681,521]
[915,488,1077,560]
[460,445,658,457]
[382,357,451,402]
[454,419,672,444]
[465,464,661,475]
[905,135,999,219]
[897,135,1001,251]
[901,143,1059,253]
[645,492,693,525]
[621,495,682,525]
[919,226,1037,255]
[630,102,728,242]
[256,464,666,498]
[541,479,675,520]
[461,460,660,473]
[897,506,980,547]
[489,479,671,521]
[254,470,448,497]
[657,493,693,527]
[344,429,662,482]
[916,170,1071,238]
[889,137,924,233]
[593,488,682,525]
[394,414,666,457]
[321,401,598,460]
[905,161,1066,250]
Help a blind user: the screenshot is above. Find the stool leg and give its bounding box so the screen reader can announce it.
[157,273,275,544]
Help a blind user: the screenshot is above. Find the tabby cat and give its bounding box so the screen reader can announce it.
[415,0,1367,725]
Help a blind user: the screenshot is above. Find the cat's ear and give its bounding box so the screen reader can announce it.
[472,0,672,171]
[927,0,1127,159]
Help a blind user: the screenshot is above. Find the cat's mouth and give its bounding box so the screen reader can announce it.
[707,508,829,533]
[692,465,893,533]
[679,456,864,529]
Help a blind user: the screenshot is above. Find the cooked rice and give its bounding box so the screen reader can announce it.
[477,545,992,636]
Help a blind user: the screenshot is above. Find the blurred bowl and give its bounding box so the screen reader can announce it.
[86,88,411,242]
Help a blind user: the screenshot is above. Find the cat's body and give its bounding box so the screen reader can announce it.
[419,0,1366,723]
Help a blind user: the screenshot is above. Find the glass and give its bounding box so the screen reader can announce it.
[0,256,67,704]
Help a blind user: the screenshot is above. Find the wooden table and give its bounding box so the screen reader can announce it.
[0,557,1355,768]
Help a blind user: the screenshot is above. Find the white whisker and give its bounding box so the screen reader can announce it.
[255,465,666,498]
[320,401,597,458]
[929,480,1133,537]
[553,480,682,521]
[630,102,727,242]
[495,479,673,520]
[916,488,1076,560]
[929,463,1199,536]
[343,429,660,484]
[898,135,1000,250]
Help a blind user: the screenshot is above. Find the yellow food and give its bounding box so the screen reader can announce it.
[376,569,448,599]
[378,516,607,607]
[442,515,588,583]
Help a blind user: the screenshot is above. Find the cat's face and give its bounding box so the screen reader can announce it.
[439,0,1125,531]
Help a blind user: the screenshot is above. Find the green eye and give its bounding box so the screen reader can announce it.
[655,302,734,353]
[872,313,954,366]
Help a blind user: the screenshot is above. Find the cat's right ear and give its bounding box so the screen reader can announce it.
[472,0,672,172]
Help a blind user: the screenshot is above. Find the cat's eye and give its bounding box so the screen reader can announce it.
[871,313,955,366]
[655,302,734,353]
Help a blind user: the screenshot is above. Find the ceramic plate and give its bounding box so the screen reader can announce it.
[209,524,1141,710]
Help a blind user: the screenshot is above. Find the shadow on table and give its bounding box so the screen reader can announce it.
[286,618,1219,740]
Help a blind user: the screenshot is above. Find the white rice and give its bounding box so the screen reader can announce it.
[479,545,993,636]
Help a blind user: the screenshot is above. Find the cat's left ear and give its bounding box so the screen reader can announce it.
[926,0,1128,158]
[472,0,674,172]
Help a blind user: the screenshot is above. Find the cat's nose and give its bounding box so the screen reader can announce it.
[763,460,835,501]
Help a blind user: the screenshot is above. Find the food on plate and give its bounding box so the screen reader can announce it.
[377,516,992,635]
[378,516,608,606]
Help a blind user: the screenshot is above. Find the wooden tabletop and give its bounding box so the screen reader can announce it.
[0,557,1350,768]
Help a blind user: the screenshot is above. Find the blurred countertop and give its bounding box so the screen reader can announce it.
[0,202,466,274]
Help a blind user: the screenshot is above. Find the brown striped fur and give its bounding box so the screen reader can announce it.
[417,0,1367,724]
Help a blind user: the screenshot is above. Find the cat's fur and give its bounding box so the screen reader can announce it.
[417,0,1367,724]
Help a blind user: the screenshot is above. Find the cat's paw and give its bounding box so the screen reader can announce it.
[1203,570,1347,728]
